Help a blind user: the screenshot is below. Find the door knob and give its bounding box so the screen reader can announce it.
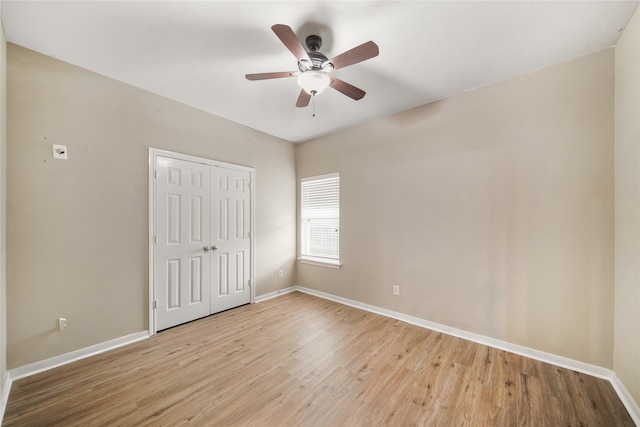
[211,245,217,251]
[203,245,210,252]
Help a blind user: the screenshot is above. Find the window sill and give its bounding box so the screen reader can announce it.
[298,257,342,269]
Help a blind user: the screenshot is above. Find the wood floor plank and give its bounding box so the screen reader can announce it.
[3,291,634,426]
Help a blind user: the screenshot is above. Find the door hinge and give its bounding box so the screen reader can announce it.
[153,300,157,309]
[248,279,252,287]
[154,170,157,179]
[248,231,252,238]
[154,235,157,244]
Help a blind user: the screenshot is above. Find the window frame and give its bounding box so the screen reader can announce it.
[299,172,342,269]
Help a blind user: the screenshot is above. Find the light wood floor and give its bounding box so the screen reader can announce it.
[3,291,634,426]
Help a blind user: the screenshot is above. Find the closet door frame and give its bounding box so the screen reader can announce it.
[148,148,255,335]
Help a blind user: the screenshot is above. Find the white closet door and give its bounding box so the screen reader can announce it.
[156,157,212,330]
[211,167,252,313]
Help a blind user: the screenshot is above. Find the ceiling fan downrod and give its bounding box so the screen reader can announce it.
[305,35,322,52]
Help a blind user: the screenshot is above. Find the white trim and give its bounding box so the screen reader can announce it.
[301,172,339,183]
[610,374,640,425]
[284,286,639,421]
[8,331,149,381]
[249,168,256,307]
[150,148,254,173]
[298,257,342,269]
[148,148,256,335]
[254,287,297,303]
[299,172,340,263]
[0,372,11,424]
[148,148,156,335]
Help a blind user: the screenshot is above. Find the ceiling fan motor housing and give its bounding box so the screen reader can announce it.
[298,35,331,72]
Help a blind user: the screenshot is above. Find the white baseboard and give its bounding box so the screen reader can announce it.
[0,371,12,424]
[610,374,640,426]
[285,286,639,423]
[254,286,297,303]
[8,331,149,381]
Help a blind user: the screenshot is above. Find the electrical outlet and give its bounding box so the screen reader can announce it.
[278,269,284,278]
[393,285,400,296]
[58,317,68,331]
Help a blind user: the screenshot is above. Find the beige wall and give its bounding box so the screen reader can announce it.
[614,5,640,404]
[296,49,615,367]
[6,44,296,369]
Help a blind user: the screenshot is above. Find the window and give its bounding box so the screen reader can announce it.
[300,173,340,267]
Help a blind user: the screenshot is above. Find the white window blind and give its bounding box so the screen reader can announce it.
[300,173,340,265]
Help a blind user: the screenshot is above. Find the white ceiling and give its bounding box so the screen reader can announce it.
[1,1,638,143]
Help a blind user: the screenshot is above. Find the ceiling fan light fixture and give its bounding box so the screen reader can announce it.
[297,70,331,95]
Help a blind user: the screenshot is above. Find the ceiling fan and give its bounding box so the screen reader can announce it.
[246,24,379,108]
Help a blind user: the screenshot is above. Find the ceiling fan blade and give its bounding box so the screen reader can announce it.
[245,71,299,81]
[296,90,311,108]
[272,24,311,63]
[324,41,379,70]
[329,76,366,100]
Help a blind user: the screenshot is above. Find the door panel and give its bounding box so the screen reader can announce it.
[156,157,212,330]
[211,167,252,313]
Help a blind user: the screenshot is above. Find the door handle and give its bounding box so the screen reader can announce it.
[211,245,217,251]
[203,245,210,252]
